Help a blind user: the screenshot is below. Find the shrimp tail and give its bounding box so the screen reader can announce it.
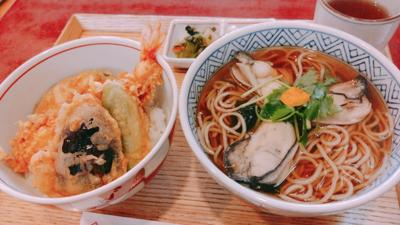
[119,22,165,105]
[140,22,165,61]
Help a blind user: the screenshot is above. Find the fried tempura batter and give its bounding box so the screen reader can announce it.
[30,94,127,196]
[3,23,165,196]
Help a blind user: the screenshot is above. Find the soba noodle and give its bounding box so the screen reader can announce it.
[196,47,393,203]
[281,113,391,203]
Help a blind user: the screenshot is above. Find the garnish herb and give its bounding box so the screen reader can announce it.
[258,69,340,146]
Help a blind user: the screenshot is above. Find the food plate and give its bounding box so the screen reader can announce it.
[163,19,223,68]
[0,13,399,225]
[162,18,275,68]
[180,20,400,216]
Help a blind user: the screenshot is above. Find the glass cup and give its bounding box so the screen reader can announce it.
[314,0,400,51]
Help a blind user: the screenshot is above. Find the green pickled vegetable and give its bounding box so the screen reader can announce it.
[172,25,215,58]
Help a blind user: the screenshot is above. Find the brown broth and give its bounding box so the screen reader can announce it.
[199,46,361,113]
[196,47,393,202]
[197,46,390,168]
[327,0,390,20]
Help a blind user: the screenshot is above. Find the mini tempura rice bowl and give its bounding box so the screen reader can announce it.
[179,21,400,216]
[0,36,178,211]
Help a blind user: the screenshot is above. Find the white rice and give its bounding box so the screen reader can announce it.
[149,107,167,146]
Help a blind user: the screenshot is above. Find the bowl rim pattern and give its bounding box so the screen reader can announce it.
[179,20,400,214]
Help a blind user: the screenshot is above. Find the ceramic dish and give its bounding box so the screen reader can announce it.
[0,36,178,211]
[163,18,275,68]
[179,20,400,216]
[163,19,222,68]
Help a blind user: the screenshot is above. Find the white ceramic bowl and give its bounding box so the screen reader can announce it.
[0,36,178,211]
[179,20,400,216]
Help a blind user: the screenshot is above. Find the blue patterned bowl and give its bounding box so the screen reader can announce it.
[179,20,400,216]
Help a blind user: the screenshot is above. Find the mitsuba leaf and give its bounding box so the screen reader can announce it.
[270,105,294,121]
[294,69,317,94]
[258,87,291,120]
[259,67,342,147]
[304,100,320,120]
[300,131,308,146]
[311,84,327,100]
[294,114,309,146]
[319,95,340,118]
[323,73,337,86]
[259,102,280,119]
[266,86,287,103]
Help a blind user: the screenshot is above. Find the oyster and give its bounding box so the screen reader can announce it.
[224,122,298,190]
[319,76,372,125]
[230,51,281,97]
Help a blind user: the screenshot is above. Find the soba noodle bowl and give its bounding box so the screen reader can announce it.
[196,47,393,203]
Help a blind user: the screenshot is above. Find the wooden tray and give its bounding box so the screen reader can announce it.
[1,13,399,225]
